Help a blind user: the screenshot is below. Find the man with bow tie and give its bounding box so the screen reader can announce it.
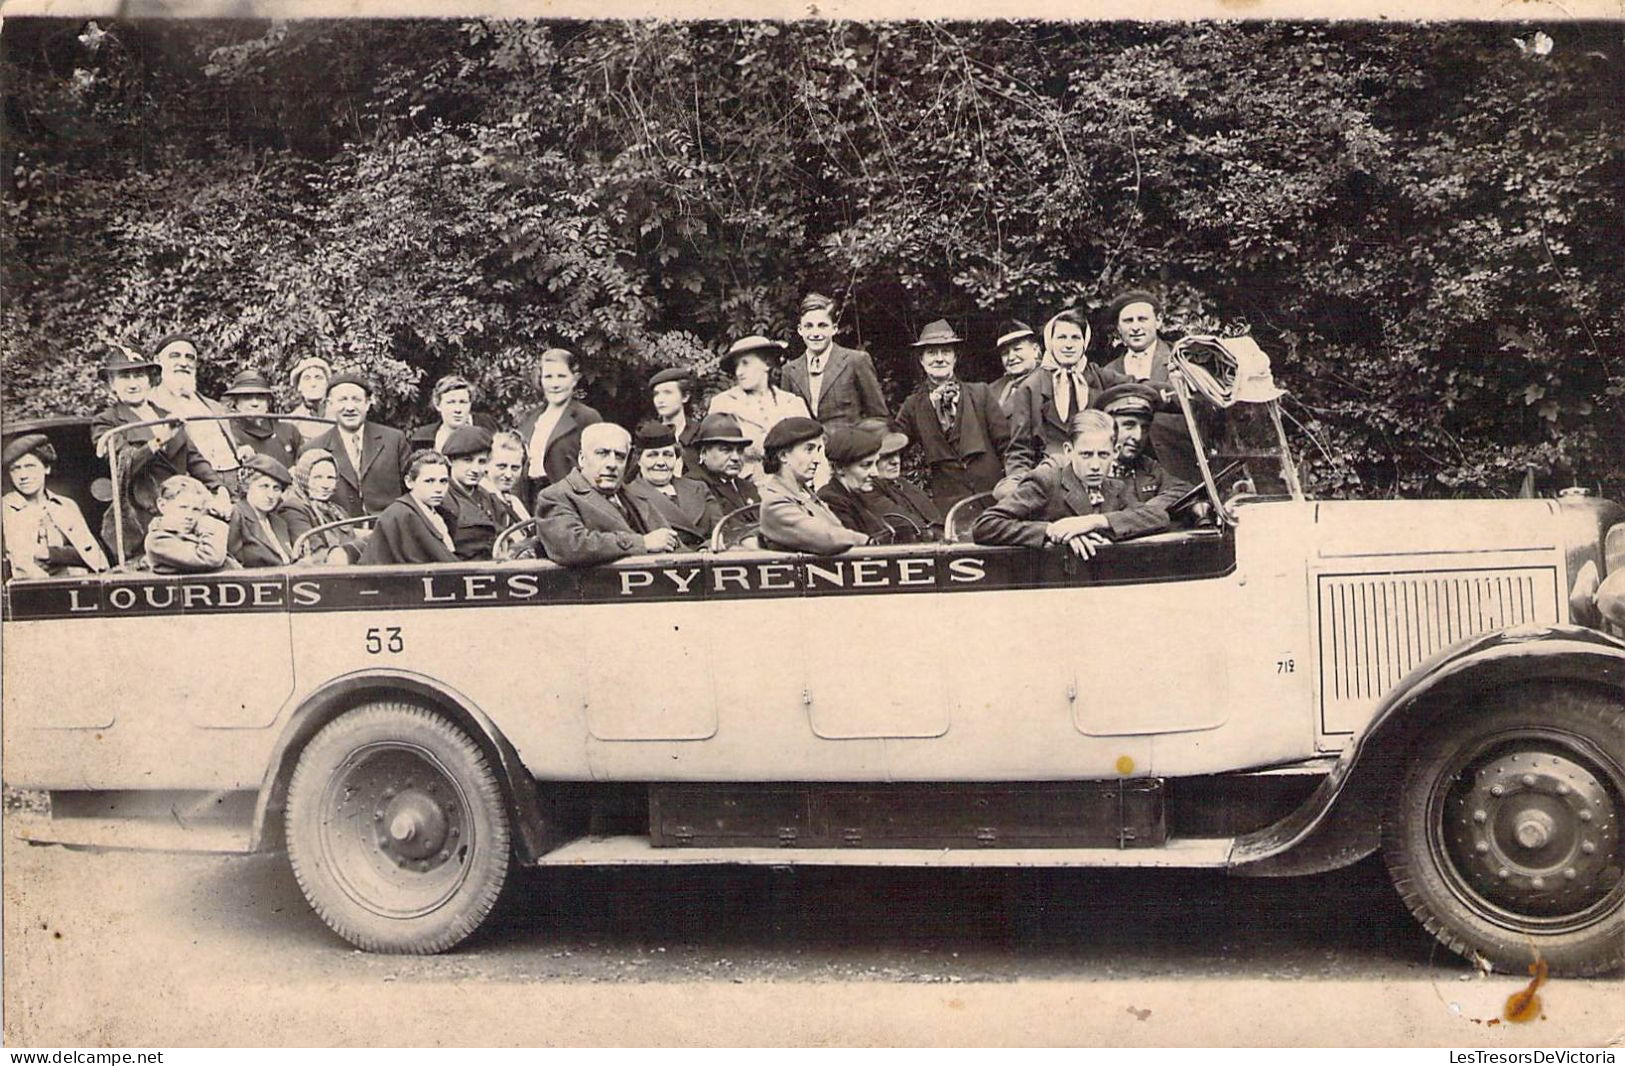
[1000,309,1151,489]
[893,319,1011,513]
[973,409,1174,559]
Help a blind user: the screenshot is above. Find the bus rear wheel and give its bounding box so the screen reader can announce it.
[1382,685,1625,977]
[286,701,511,953]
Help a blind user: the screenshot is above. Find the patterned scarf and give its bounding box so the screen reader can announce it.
[930,380,961,433]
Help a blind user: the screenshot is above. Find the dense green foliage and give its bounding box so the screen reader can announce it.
[3,18,1620,497]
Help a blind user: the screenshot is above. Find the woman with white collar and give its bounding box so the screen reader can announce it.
[2,434,109,579]
[705,335,811,482]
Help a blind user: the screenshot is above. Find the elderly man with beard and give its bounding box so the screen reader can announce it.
[91,345,226,556]
[148,334,244,492]
[532,423,682,567]
[623,421,719,551]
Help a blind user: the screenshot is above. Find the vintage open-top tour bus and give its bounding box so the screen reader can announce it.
[4,338,1623,974]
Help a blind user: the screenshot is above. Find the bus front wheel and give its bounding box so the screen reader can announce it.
[285,701,512,953]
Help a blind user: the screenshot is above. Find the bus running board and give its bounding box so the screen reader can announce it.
[532,835,1235,868]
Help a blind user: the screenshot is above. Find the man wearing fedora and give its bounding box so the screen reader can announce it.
[894,319,1011,514]
[780,292,888,430]
[989,319,1042,414]
[1095,382,1191,508]
[648,367,702,474]
[3,434,109,579]
[299,372,412,518]
[224,370,302,470]
[623,421,720,550]
[533,423,683,566]
[686,412,760,514]
[90,344,227,557]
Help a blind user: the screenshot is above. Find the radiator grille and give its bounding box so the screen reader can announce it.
[1317,567,1559,734]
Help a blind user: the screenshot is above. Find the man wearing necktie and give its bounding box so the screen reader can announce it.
[893,319,1011,513]
[780,292,888,429]
[1001,308,1151,489]
[532,423,682,566]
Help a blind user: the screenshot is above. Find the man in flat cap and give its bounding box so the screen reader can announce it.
[440,424,503,561]
[228,454,297,568]
[224,370,302,470]
[91,344,227,557]
[1095,382,1191,511]
[686,413,760,515]
[894,319,1012,514]
[973,410,1173,559]
[1100,290,1200,482]
[2,434,109,579]
[648,367,702,474]
[532,423,682,566]
[300,372,412,518]
[1101,291,1173,384]
[623,421,720,550]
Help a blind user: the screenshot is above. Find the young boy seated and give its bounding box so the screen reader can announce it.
[145,475,235,573]
[972,409,1177,560]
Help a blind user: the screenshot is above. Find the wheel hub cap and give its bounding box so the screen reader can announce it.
[1446,748,1621,918]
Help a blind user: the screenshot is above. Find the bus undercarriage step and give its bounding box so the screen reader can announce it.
[649,780,1166,849]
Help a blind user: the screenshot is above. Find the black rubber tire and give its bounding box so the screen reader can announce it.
[286,701,512,954]
[1381,684,1625,977]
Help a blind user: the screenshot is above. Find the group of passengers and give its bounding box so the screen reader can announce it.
[1,289,1201,577]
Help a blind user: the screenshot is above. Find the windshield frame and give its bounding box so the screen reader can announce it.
[1171,372,1306,524]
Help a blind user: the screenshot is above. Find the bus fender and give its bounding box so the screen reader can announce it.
[250,669,561,862]
[1228,624,1625,877]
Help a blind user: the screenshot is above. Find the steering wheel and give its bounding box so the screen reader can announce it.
[1166,459,1245,522]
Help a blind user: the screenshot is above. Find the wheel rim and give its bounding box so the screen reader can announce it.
[316,741,479,920]
[1431,727,1624,934]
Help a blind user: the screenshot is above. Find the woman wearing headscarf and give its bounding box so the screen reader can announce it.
[2,434,109,579]
[1000,308,1137,487]
[277,449,365,565]
[706,335,811,482]
[757,417,868,556]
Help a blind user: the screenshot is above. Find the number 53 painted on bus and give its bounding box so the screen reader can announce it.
[4,340,1624,975]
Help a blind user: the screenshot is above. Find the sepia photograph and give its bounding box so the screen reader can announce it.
[1,1,1622,1049]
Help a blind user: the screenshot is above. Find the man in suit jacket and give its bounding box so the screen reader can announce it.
[299,372,412,518]
[780,293,888,427]
[865,431,944,542]
[686,413,759,515]
[1095,383,1192,508]
[893,319,1011,513]
[532,424,681,567]
[1098,290,1200,482]
[622,422,720,550]
[974,410,1176,558]
[988,319,1042,415]
[91,345,226,557]
[227,455,297,567]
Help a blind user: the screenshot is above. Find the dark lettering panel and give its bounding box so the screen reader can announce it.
[1,535,1236,621]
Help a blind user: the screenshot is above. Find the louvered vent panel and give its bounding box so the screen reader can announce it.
[1317,567,1559,735]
